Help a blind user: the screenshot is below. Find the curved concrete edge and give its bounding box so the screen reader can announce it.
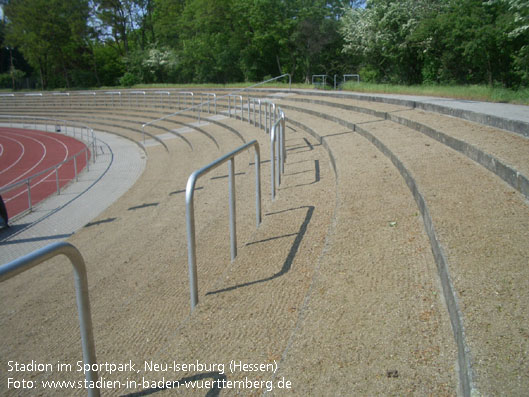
[414,102,529,139]
[286,117,338,179]
[0,130,147,265]
[289,89,529,139]
[283,97,529,201]
[354,123,475,397]
[266,119,341,392]
[280,103,475,396]
[387,114,529,200]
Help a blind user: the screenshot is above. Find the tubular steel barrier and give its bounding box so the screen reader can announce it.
[178,92,194,109]
[78,92,97,107]
[185,140,261,310]
[336,74,360,89]
[52,92,71,107]
[202,93,217,115]
[154,91,170,108]
[104,91,122,107]
[129,91,146,108]
[0,242,100,397]
[228,95,243,120]
[312,74,328,88]
[344,74,360,84]
[270,111,286,200]
[142,74,290,146]
[0,116,97,218]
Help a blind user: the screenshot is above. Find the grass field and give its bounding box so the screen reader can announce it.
[340,82,529,105]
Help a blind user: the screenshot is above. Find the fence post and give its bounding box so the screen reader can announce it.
[27,179,32,211]
[185,141,261,311]
[56,168,60,195]
[255,146,262,226]
[228,158,237,261]
[74,155,78,182]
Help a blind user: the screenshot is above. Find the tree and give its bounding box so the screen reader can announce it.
[5,0,91,89]
[341,0,436,84]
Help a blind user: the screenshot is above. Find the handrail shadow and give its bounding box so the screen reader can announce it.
[206,205,314,296]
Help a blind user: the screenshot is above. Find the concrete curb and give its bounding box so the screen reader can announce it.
[279,103,475,396]
[282,97,529,200]
[289,89,529,139]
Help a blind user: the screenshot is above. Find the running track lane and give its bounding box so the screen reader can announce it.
[0,127,90,219]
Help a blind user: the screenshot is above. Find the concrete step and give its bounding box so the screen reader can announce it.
[272,108,458,395]
[275,99,529,396]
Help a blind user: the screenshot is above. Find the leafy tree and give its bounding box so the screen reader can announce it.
[341,0,436,84]
[499,0,529,85]
[5,0,91,89]
[152,0,185,48]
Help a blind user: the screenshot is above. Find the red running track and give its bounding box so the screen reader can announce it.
[0,127,91,219]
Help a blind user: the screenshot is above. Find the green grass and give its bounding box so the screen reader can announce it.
[4,80,528,105]
[340,82,529,105]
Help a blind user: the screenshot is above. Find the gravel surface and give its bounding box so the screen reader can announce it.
[1,91,527,396]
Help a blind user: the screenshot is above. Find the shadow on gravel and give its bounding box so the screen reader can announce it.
[122,371,227,397]
[128,202,159,211]
[84,217,117,228]
[281,160,320,188]
[170,186,203,196]
[206,205,314,296]
[210,172,245,180]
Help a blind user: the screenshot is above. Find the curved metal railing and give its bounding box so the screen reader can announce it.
[0,242,100,397]
[185,140,262,310]
[0,115,97,218]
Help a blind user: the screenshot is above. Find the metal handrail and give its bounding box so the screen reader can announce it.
[141,74,291,139]
[178,91,194,109]
[270,111,286,199]
[344,74,360,83]
[78,92,97,107]
[0,144,91,193]
[0,242,100,397]
[335,74,360,89]
[0,115,96,160]
[312,74,328,88]
[104,91,122,107]
[228,94,243,119]
[0,116,97,217]
[185,140,261,310]
[128,91,146,108]
[202,93,217,114]
[154,91,170,108]
[52,92,71,107]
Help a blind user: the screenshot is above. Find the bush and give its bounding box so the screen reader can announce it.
[119,72,139,87]
[358,66,379,83]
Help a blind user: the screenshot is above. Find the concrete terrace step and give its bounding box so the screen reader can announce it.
[0,101,337,396]
[279,93,529,199]
[273,108,458,395]
[0,117,263,384]
[109,118,337,396]
[274,98,529,396]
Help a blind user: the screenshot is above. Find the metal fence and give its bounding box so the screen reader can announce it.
[312,74,328,88]
[334,74,360,89]
[185,140,262,310]
[0,242,100,397]
[0,116,97,219]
